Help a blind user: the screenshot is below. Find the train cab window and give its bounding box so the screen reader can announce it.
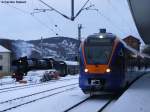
[85,46,112,64]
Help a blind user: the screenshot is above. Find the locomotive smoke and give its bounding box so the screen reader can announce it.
[13,40,34,58]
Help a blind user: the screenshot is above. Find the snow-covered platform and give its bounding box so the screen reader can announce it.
[106,73,150,112]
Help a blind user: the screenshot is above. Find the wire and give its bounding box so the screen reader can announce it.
[96,10,127,35]
[81,0,127,35]
[30,14,58,35]
[6,3,29,14]
[31,9,64,36]
[30,0,72,36]
[30,0,62,36]
[45,14,64,36]
[74,0,90,19]
[106,0,133,34]
[39,0,71,20]
[84,2,127,35]
[3,3,59,36]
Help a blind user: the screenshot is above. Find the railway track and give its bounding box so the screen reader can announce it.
[63,72,148,112]
[0,81,15,86]
[0,72,146,112]
[63,94,115,112]
[0,77,78,94]
[0,83,78,112]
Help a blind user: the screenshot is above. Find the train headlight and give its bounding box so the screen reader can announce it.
[84,68,88,72]
[106,68,111,73]
[99,35,104,38]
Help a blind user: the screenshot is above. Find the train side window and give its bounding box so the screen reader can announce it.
[0,55,3,60]
[0,66,3,70]
[75,56,78,62]
[79,57,82,64]
[118,49,124,57]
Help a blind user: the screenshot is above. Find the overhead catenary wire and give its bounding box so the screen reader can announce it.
[84,3,127,36]
[31,8,64,36]
[39,0,71,20]
[96,10,127,35]
[33,0,91,36]
[74,0,90,19]
[6,3,29,14]
[45,14,64,36]
[3,0,133,38]
[30,0,65,36]
[106,0,134,34]
[31,14,58,35]
[3,3,59,36]
[38,0,90,21]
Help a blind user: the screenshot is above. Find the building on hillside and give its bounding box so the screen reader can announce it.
[123,35,141,51]
[0,45,11,77]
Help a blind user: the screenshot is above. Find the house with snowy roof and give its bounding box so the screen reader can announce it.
[0,45,11,77]
[123,35,141,51]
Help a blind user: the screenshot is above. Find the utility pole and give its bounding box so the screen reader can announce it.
[76,24,82,62]
[78,24,82,42]
[71,0,74,21]
[40,36,44,58]
[38,0,90,21]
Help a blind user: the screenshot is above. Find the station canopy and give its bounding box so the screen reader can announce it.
[128,0,150,44]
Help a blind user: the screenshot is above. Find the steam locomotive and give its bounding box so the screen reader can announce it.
[12,57,79,81]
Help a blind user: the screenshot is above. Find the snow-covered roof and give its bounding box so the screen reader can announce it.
[0,45,10,52]
[64,61,79,65]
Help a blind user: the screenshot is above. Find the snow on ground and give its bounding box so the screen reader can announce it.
[0,69,83,110]
[0,69,78,89]
[9,88,88,112]
[0,70,47,89]
[0,76,15,85]
[25,69,78,83]
[69,95,110,112]
[105,73,150,112]
[0,70,80,112]
[1,70,150,112]
[0,77,78,103]
[64,61,79,65]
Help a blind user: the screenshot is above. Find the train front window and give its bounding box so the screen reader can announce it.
[85,46,112,64]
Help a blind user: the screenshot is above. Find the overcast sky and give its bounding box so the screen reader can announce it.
[0,0,142,42]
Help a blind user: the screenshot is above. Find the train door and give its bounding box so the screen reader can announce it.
[117,48,125,75]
